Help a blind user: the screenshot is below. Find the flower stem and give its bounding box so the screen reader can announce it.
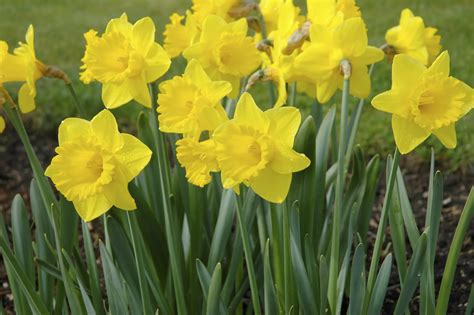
[148,83,187,315]
[328,75,350,312]
[64,83,87,118]
[235,191,262,315]
[365,148,401,307]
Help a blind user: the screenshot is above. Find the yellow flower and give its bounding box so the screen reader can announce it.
[385,8,441,65]
[372,52,473,154]
[0,116,4,134]
[45,110,152,221]
[262,0,302,107]
[307,0,360,27]
[80,14,171,109]
[157,59,231,136]
[163,12,200,58]
[0,26,45,113]
[260,0,300,35]
[183,15,262,99]
[294,17,384,103]
[192,0,240,24]
[213,93,310,203]
[176,137,219,187]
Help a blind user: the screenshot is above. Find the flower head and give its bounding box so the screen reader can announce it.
[163,12,200,58]
[213,93,310,203]
[385,9,441,65]
[80,14,171,108]
[45,110,152,221]
[157,59,231,136]
[183,15,262,98]
[0,26,45,113]
[294,17,384,103]
[192,0,240,24]
[176,137,219,187]
[372,52,473,154]
[307,0,360,27]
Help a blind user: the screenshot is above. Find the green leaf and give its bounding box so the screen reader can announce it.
[0,214,49,314]
[348,244,366,315]
[465,284,474,315]
[263,240,278,315]
[99,241,129,314]
[319,255,329,315]
[436,188,474,315]
[11,195,35,281]
[393,232,428,315]
[396,168,420,249]
[208,189,237,270]
[367,254,393,315]
[389,179,408,283]
[290,232,317,314]
[206,263,223,315]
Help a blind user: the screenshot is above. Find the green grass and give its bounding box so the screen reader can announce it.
[1,0,473,169]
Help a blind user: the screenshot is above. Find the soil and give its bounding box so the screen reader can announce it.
[0,125,473,314]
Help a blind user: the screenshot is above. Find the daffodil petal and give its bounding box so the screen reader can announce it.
[103,168,136,211]
[432,124,457,149]
[234,93,269,131]
[132,17,155,53]
[74,194,113,222]
[102,81,133,109]
[317,72,340,103]
[271,145,310,174]
[426,50,450,78]
[265,106,301,146]
[0,116,5,133]
[18,83,36,113]
[128,75,151,107]
[249,167,291,204]
[115,133,153,181]
[371,89,410,117]
[91,110,123,151]
[392,115,430,154]
[392,53,426,93]
[335,17,367,56]
[144,43,171,82]
[58,118,91,145]
[351,46,384,66]
[349,65,371,99]
[184,59,211,85]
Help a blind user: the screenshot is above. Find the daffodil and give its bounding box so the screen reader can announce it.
[176,137,219,187]
[260,0,302,107]
[213,93,310,203]
[183,15,262,99]
[294,17,384,103]
[192,0,240,24]
[260,0,300,35]
[157,59,231,136]
[45,110,152,221]
[0,91,4,133]
[307,0,360,27]
[0,26,45,113]
[372,52,473,154]
[385,9,441,65]
[80,14,171,109]
[163,11,200,58]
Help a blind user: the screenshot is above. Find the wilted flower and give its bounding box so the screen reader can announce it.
[213,93,310,203]
[294,17,384,103]
[183,15,262,98]
[372,52,473,154]
[80,14,171,108]
[45,110,152,221]
[176,137,219,187]
[157,59,231,136]
[163,12,200,58]
[385,8,441,65]
[0,26,45,113]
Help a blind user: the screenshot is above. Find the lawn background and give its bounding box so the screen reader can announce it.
[0,0,472,170]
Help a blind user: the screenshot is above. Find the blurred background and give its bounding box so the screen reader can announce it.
[0,0,473,171]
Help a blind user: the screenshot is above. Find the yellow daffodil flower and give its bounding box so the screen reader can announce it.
[163,11,200,58]
[0,116,4,133]
[0,26,45,113]
[307,0,360,27]
[45,110,152,221]
[80,14,171,109]
[213,93,310,203]
[183,15,262,99]
[262,0,302,107]
[192,0,240,24]
[157,59,231,136]
[294,17,384,103]
[386,9,441,65]
[176,137,219,187]
[260,0,299,35]
[372,52,473,154]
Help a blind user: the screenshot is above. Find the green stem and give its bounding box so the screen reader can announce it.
[65,83,87,118]
[435,188,474,315]
[365,149,401,307]
[282,202,291,314]
[288,82,297,107]
[149,83,187,315]
[236,190,262,315]
[328,77,350,312]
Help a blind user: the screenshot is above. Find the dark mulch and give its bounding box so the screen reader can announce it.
[0,123,473,314]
